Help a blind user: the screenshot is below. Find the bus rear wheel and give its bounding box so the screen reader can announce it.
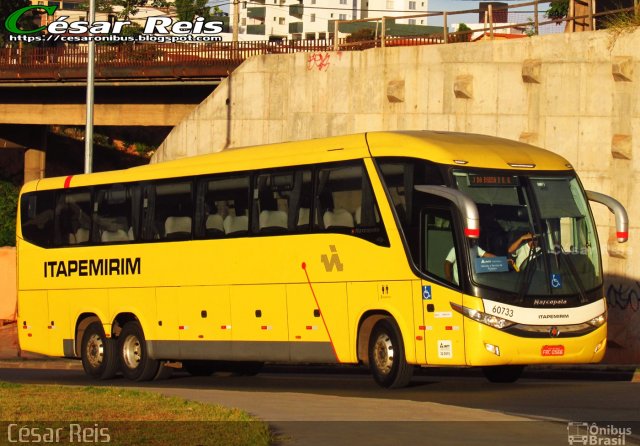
[81,322,118,380]
[482,365,525,383]
[118,321,159,381]
[368,318,414,388]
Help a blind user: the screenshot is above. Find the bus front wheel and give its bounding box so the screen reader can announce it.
[482,365,525,383]
[368,318,414,388]
[118,321,159,381]
[80,322,118,380]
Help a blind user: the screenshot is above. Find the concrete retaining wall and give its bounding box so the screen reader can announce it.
[0,247,16,321]
[153,29,639,363]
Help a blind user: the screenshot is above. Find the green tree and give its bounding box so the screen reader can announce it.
[175,0,211,21]
[0,0,35,46]
[0,181,18,247]
[546,0,569,22]
[456,23,471,42]
[87,0,147,20]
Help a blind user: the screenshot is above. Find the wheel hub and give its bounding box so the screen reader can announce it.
[86,334,104,368]
[373,333,394,375]
[122,335,142,369]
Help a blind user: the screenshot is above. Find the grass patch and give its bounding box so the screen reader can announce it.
[604,5,640,45]
[0,382,271,445]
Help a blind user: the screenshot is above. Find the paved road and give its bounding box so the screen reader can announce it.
[0,364,639,446]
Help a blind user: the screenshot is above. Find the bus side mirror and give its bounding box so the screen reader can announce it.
[586,190,628,243]
[414,185,480,239]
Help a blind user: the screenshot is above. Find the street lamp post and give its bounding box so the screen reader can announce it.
[84,0,96,174]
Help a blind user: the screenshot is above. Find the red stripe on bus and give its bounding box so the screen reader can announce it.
[301,262,339,362]
[64,176,73,188]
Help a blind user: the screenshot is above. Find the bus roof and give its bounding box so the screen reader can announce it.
[24,131,572,193]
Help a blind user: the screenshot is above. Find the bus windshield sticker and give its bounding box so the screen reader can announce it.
[551,274,563,289]
[422,285,432,300]
[474,256,509,274]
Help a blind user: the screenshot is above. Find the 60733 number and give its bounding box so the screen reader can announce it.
[491,305,514,318]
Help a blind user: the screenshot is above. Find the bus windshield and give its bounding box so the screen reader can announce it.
[452,170,602,297]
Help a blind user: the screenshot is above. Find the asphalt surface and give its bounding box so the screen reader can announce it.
[0,361,639,446]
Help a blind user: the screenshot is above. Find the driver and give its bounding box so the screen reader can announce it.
[508,232,540,271]
[445,245,495,285]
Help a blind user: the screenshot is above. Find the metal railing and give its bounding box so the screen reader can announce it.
[333,0,638,50]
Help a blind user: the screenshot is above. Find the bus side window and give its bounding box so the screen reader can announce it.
[252,168,312,235]
[20,191,56,248]
[423,208,459,286]
[95,184,134,243]
[154,181,193,241]
[200,174,250,238]
[315,162,388,246]
[55,188,92,247]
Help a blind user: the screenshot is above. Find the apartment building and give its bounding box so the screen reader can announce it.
[230,0,430,40]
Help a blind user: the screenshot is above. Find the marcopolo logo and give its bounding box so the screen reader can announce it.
[4,5,223,43]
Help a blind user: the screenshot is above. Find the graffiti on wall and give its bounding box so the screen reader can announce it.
[306,52,332,71]
[606,281,640,312]
[604,278,640,364]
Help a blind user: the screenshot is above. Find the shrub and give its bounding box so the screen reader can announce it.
[0,181,18,247]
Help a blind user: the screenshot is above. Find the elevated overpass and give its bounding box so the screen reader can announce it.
[0,40,341,181]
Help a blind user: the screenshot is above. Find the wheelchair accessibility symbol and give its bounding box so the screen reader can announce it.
[422,285,432,300]
[551,274,562,289]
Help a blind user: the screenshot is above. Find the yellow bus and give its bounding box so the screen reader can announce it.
[16,131,628,388]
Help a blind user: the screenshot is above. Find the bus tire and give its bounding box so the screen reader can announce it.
[482,365,525,383]
[182,360,217,376]
[80,322,118,380]
[368,318,414,388]
[118,321,159,381]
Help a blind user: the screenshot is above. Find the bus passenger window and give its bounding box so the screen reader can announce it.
[95,185,134,243]
[201,175,250,238]
[253,169,312,235]
[20,191,56,248]
[315,162,388,246]
[154,182,193,240]
[56,189,92,247]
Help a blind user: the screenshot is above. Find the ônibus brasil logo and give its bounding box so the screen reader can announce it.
[4,5,224,43]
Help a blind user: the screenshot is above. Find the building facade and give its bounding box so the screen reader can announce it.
[230,0,430,40]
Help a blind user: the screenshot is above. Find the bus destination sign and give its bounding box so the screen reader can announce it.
[468,174,519,187]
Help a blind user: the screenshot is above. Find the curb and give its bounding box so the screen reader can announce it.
[0,359,81,370]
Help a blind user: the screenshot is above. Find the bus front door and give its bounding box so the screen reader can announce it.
[421,281,465,365]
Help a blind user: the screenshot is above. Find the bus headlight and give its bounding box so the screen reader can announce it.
[451,303,515,330]
[587,312,607,328]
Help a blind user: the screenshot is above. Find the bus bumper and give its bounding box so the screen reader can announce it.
[464,320,607,366]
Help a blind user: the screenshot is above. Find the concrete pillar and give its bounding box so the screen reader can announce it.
[23,128,47,184]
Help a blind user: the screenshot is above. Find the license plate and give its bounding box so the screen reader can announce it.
[541,345,565,356]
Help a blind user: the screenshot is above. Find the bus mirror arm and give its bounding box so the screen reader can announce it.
[586,190,628,243]
[414,185,480,238]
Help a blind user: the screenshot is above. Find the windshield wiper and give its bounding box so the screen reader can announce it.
[514,233,542,304]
